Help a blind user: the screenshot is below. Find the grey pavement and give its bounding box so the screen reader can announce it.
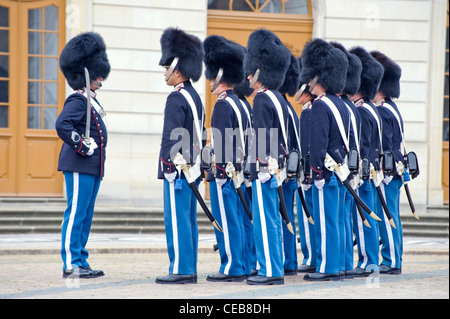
[0,233,448,301]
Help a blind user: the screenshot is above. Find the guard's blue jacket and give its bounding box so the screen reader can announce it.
[299,101,312,182]
[158,81,205,179]
[341,95,361,152]
[284,96,300,153]
[377,99,404,164]
[309,93,350,181]
[355,98,382,170]
[207,90,249,181]
[249,88,289,181]
[55,90,107,178]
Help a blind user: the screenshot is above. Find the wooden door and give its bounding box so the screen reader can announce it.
[0,0,65,197]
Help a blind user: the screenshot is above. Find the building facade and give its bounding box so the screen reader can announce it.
[0,0,448,209]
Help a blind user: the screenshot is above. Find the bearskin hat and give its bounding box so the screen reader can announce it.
[243,29,291,90]
[278,54,300,96]
[370,51,401,99]
[330,42,362,95]
[349,46,384,100]
[203,35,245,85]
[159,28,204,82]
[59,32,111,91]
[299,38,348,94]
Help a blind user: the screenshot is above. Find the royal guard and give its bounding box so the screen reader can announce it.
[295,55,316,274]
[233,66,258,277]
[371,50,405,275]
[244,29,291,285]
[278,54,301,276]
[156,28,205,284]
[349,46,385,276]
[56,32,110,279]
[203,35,249,282]
[299,38,350,282]
[331,41,363,279]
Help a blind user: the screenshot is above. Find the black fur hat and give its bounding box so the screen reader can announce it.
[370,51,401,99]
[59,32,110,90]
[330,42,362,95]
[278,54,300,96]
[349,46,384,100]
[203,35,245,85]
[159,28,204,82]
[299,38,348,94]
[243,29,291,90]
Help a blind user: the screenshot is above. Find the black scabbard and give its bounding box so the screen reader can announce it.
[375,185,396,228]
[342,180,380,223]
[188,182,223,232]
[277,186,294,234]
[237,186,252,222]
[297,186,314,224]
[404,183,419,219]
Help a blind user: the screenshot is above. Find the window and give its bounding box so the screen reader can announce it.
[208,0,309,15]
[0,5,9,128]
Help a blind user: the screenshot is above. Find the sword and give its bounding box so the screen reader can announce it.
[370,165,396,228]
[324,152,381,227]
[173,153,223,233]
[297,185,314,225]
[268,157,294,235]
[84,67,91,140]
[225,162,252,222]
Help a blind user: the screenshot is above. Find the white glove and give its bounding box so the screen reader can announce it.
[301,183,312,192]
[164,172,177,183]
[257,172,271,183]
[383,175,393,185]
[314,179,325,190]
[215,178,227,187]
[83,138,98,156]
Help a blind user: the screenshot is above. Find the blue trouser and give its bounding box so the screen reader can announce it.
[252,179,284,278]
[163,178,199,275]
[377,177,403,269]
[312,180,340,274]
[352,181,380,270]
[209,180,245,276]
[339,182,353,272]
[61,172,101,271]
[282,179,298,271]
[296,184,316,267]
[240,184,257,275]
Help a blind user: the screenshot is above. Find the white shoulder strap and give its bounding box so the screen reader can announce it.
[382,101,407,154]
[179,88,204,151]
[239,99,252,131]
[344,101,360,153]
[363,102,383,151]
[286,106,301,152]
[321,96,350,152]
[225,96,246,152]
[264,90,288,148]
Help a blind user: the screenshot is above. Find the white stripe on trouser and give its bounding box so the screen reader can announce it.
[65,172,79,271]
[169,181,179,274]
[256,180,272,277]
[318,188,326,273]
[355,189,368,268]
[217,184,232,275]
[301,189,313,265]
[380,183,396,267]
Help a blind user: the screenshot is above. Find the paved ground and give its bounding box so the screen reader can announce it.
[0,233,448,303]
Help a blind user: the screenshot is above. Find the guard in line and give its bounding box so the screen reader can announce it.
[371,50,405,275]
[244,29,291,285]
[156,28,205,284]
[295,56,316,274]
[299,38,350,281]
[331,41,363,279]
[349,46,385,276]
[203,35,249,282]
[56,32,110,279]
[278,54,301,276]
[233,75,258,277]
